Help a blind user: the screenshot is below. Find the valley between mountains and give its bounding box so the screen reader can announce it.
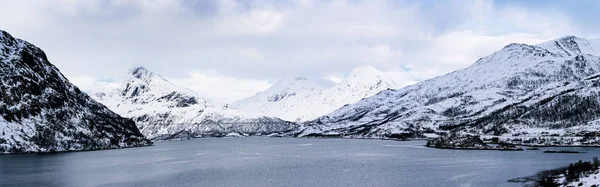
[3,28,600,154]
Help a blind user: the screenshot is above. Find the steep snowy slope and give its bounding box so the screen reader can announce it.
[0,30,151,153]
[232,65,399,122]
[294,36,600,142]
[92,67,296,140]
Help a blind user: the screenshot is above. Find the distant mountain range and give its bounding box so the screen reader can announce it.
[91,65,401,140]
[4,27,600,153]
[0,30,151,153]
[232,65,399,122]
[92,67,296,140]
[293,36,600,144]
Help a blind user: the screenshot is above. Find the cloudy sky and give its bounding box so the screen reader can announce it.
[2,0,599,103]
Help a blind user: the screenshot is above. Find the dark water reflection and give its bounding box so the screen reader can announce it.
[1,137,599,187]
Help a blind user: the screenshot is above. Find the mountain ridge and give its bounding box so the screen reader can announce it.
[231,65,399,122]
[92,66,297,140]
[291,36,600,145]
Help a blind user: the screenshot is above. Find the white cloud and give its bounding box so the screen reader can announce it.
[214,2,285,35]
[238,9,285,34]
[423,30,550,66]
[68,76,120,93]
[238,47,265,60]
[167,71,272,103]
[54,0,103,16]
[0,0,594,103]
[357,44,402,64]
[384,71,419,88]
[325,75,344,83]
[393,1,579,79]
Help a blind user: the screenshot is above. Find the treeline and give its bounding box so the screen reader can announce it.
[536,157,600,186]
[564,158,600,182]
[461,92,600,135]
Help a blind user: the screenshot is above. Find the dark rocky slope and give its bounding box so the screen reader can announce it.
[0,30,151,153]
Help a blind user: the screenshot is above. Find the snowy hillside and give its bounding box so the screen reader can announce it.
[294,36,600,143]
[0,30,152,153]
[232,65,399,122]
[92,67,296,140]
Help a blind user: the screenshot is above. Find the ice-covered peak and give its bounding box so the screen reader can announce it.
[558,35,581,41]
[0,30,25,54]
[537,35,599,57]
[269,76,329,91]
[128,66,168,84]
[94,66,206,109]
[0,30,14,41]
[348,65,381,77]
[252,76,327,103]
[0,30,8,39]
[280,76,313,83]
[232,65,399,121]
[554,35,589,45]
[339,65,398,90]
[476,43,553,64]
[130,66,152,78]
[275,76,309,86]
[501,43,528,50]
[125,66,180,88]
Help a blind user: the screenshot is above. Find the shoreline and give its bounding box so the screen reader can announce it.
[508,157,600,186]
[0,142,153,156]
[424,145,524,151]
[11,135,600,155]
[155,135,600,147]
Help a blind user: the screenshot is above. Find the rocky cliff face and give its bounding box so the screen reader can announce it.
[0,30,151,153]
[92,67,297,140]
[293,36,600,140]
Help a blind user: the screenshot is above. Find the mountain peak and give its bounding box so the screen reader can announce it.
[129,66,153,79]
[266,76,327,95]
[274,76,318,85]
[553,35,586,49]
[0,29,151,153]
[95,66,210,111]
[232,64,400,121]
[557,35,582,42]
[0,30,8,39]
[536,35,599,57]
[297,34,600,140]
[343,65,397,88]
[0,30,13,40]
[294,76,308,81]
[0,30,21,50]
[502,43,528,49]
[126,66,174,86]
[349,65,380,76]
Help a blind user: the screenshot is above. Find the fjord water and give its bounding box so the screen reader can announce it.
[2,138,599,187]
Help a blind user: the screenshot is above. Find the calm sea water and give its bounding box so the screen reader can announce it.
[1,137,599,187]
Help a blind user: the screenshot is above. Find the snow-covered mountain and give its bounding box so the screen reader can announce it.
[294,36,600,142]
[232,65,399,122]
[92,67,296,140]
[0,30,151,153]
